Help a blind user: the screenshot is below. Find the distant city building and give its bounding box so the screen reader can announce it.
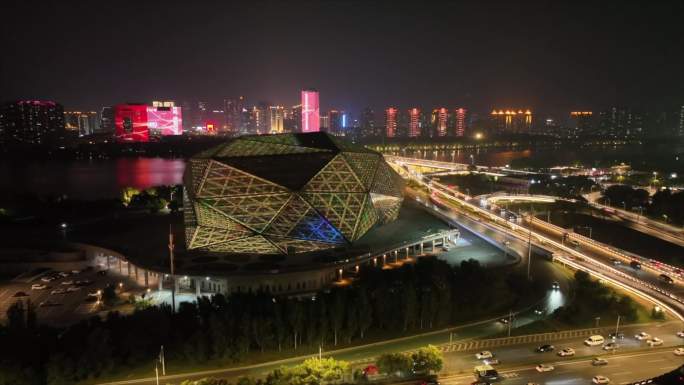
[65,110,99,136]
[100,107,115,133]
[255,102,269,134]
[328,110,341,134]
[301,89,319,132]
[320,114,330,131]
[360,107,376,138]
[453,108,467,137]
[196,101,208,129]
[0,100,65,145]
[285,104,302,133]
[432,107,448,137]
[490,109,532,134]
[598,107,642,138]
[408,108,421,137]
[152,100,175,108]
[224,97,244,134]
[270,106,284,133]
[569,111,593,136]
[678,105,684,137]
[385,107,398,138]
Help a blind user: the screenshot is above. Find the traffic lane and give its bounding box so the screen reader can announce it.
[441,349,684,385]
[445,327,684,374]
[528,220,684,298]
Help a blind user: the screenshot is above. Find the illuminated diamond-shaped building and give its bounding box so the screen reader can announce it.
[184,132,404,255]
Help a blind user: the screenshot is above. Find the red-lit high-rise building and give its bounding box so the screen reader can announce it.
[385,107,397,138]
[433,107,448,136]
[454,108,467,137]
[301,89,319,132]
[114,104,149,142]
[408,108,421,137]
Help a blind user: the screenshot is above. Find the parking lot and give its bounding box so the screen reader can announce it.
[0,266,147,326]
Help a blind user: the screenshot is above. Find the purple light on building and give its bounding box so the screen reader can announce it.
[301,89,319,132]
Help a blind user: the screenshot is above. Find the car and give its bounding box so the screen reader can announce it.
[608,332,624,339]
[603,342,619,351]
[674,348,684,356]
[677,331,684,338]
[58,271,70,278]
[592,375,610,384]
[591,358,608,366]
[630,261,642,269]
[31,284,47,290]
[39,300,61,307]
[503,241,511,246]
[535,364,554,372]
[635,332,651,340]
[51,288,67,295]
[75,280,93,286]
[659,274,674,284]
[13,291,28,297]
[484,358,500,365]
[71,269,81,274]
[499,318,509,324]
[610,258,621,265]
[536,344,555,353]
[61,280,74,285]
[551,281,560,290]
[557,348,575,357]
[470,381,490,385]
[533,308,543,315]
[420,380,440,385]
[475,351,493,360]
[66,286,81,292]
[87,291,100,297]
[646,337,663,346]
[40,276,55,282]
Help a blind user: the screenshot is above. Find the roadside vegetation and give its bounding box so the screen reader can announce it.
[0,258,541,385]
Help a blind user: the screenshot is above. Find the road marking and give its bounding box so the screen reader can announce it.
[647,359,666,363]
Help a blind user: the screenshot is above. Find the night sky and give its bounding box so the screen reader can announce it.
[2,0,683,116]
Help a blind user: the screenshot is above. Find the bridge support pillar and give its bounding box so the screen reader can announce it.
[195,278,201,297]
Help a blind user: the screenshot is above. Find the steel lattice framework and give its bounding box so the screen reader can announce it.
[184,132,404,255]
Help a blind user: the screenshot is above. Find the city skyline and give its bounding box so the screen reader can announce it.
[2,1,683,116]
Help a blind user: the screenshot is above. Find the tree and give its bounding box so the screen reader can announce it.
[356,288,373,339]
[101,285,118,306]
[376,352,413,377]
[330,289,346,346]
[401,282,417,331]
[411,345,444,374]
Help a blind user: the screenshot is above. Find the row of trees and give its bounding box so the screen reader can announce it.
[602,185,684,225]
[0,258,539,385]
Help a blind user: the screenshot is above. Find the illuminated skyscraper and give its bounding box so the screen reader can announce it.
[453,108,467,137]
[328,110,341,134]
[432,107,448,136]
[270,106,284,133]
[385,107,398,138]
[0,100,65,145]
[569,111,593,137]
[224,97,244,135]
[679,105,684,137]
[320,114,330,131]
[301,89,319,132]
[490,109,532,134]
[360,107,376,138]
[408,108,421,137]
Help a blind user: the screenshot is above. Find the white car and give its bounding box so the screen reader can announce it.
[674,348,684,356]
[635,332,651,340]
[592,375,610,384]
[535,364,554,372]
[31,284,47,290]
[647,337,663,346]
[66,286,81,292]
[603,342,619,351]
[71,270,81,274]
[557,348,575,357]
[475,351,493,360]
[61,280,74,285]
[677,331,684,338]
[40,276,54,282]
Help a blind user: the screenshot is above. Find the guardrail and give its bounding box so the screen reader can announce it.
[440,327,602,353]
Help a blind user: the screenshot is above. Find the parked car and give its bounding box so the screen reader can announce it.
[51,289,67,295]
[39,300,61,307]
[61,280,74,285]
[71,269,81,274]
[31,284,47,290]
[536,344,555,353]
[475,351,493,360]
[535,364,554,372]
[592,375,610,384]
[591,358,608,366]
[58,272,70,278]
[634,332,651,340]
[41,276,55,283]
[647,337,663,346]
[557,348,575,357]
[66,286,81,292]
